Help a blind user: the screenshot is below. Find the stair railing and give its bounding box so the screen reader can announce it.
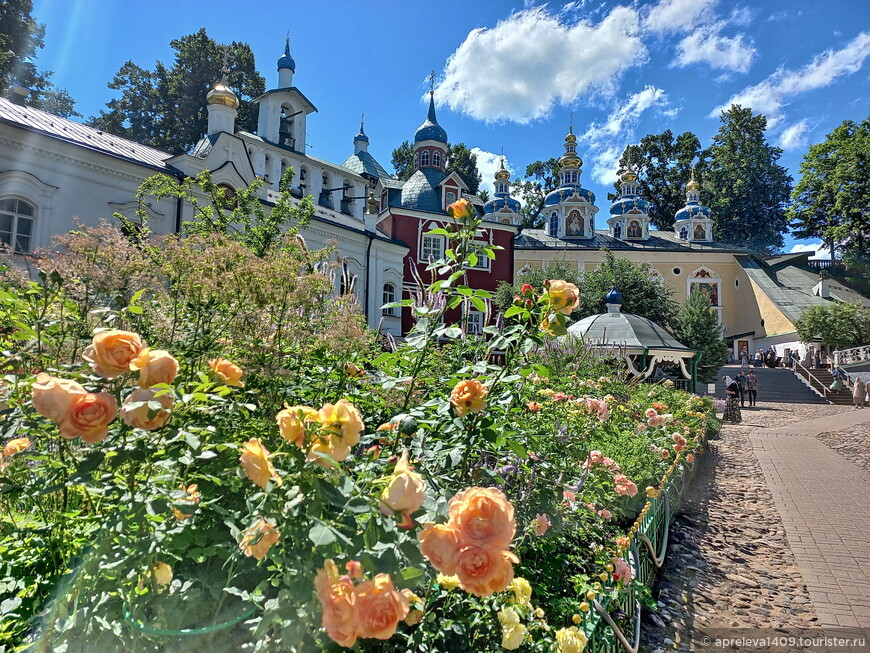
[833,345,870,367]
[794,360,829,399]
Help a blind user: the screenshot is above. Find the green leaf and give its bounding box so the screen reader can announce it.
[309,524,337,546]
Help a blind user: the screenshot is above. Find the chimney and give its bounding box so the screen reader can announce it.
[9,86,29,105]
[813,277,830,299]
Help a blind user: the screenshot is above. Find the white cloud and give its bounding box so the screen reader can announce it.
[676,23,755,72]
[712,32,870,125]
[472,148,514,196]
[778,119,810,150]
[580,86,671,184]
[789,242,831,259]
[644,0,718,34]
[433,6,646,123]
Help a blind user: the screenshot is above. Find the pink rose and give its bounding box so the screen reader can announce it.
[613,558,632,585]
[532,513,551,536]
[598,509,612,520]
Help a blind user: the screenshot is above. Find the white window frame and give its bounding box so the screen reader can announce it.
[612,222,622,239]
[467,310,485,335]
[0,197,36,253]
[445,190,457,205]
[421,150,430,167]
[548,212,559,237]
[382,282,397,316]
[433,150,441,167]
[420,233,446,262]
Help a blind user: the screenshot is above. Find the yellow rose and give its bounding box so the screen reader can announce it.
[318,398,364,446]
[239,438,282,488]
[545,280,580,315]
[120,387,173,431]
[450,379,489,417]
[508,577,532,607]
[239,517,280,560]
[31,373,86,423]
[152,562,173,586]
[501,622,528,650]
[343,362,366,378]
[130,348,179,388]
[276,405,318,448]
[498,606,520,627]
[555,625,588,653]
[208,358,244,387]
[82,330,145,379]
[354,574,410,641]
[436,573,461,591]
[379,450,426,516]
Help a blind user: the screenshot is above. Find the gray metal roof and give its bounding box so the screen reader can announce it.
[341,151,393,180]
[401,167,446,212]
[0,97,175,171]
[380,178,405,190]
[568,310,694,352]
[515,228,750,253]
[739,257,870,325]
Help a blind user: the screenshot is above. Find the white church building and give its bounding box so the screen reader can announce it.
[0,39,408,335]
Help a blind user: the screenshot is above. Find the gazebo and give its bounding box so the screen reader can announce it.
[567,288,699,392]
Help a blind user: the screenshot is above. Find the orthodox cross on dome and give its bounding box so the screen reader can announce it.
[427,70,436,93]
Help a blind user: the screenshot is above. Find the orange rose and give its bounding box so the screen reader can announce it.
[172,483,201,521]
[450,379,489,417]
[130,348,179,388]
[82,330,144,379]
[354,574,409,640]
[418,523,462,575]
[31,373,86,423]
[208,358,244,387]
[59,392,117,444]
[2,437,30,457]
[239,516,280,560]
[343,362,366,378]
[120,388,173,431]
[448,487,516,549]
[315,560,358,647]
[276,405,318,448]
[239,438,282,488]
[545,280,580,315]
[379,450,426,516]
[318,398,364,446]
[447,197,475,219]
[455,545,518,597]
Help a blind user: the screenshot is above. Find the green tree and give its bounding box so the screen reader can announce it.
[90,29,265,154]
[788,117,870,260]
[577,250,678,327]
[0,0,78,117]
[673,290,728,383]
[510,158,561,228]
[495,259,580,312]
[794,301,870,349]
[612,131,705,229]
[390,141,482,195]
[704,105,792,254]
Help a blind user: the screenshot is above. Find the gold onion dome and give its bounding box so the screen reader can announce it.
[560,127,582,169]
[494,157,510,181]
[621,169,638,183]
[207,69,239,109]
[686,178,700,191]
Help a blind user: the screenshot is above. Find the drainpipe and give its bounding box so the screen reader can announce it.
[639,347,649,374]
[174,174,186,234]
[363,189,377,329]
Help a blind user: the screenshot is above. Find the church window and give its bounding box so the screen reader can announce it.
[693,224,706,240]
[548,212,559,237]
[679,226,688,240]
[414,152,420,168]
[382,283,397,316]
[0,198,34,253]
[613,223,622,239]
[216,183,238,210]
[446,190,456,205]
[421,234,445,261]
[467,310,484,335]
[421,150,430,167]
[627,220,642,238]
[433,150,441,167]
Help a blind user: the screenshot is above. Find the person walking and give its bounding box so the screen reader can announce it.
[853,377,867,409]
[736,370,748,407]
[722,375,742,423]
[746,370,759,407]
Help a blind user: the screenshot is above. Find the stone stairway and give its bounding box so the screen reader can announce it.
[793,366,855,405]
[711,366,831,404]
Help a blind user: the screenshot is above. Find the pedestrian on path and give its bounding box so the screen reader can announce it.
[746,370,758,406]
[736,370,748,407]
[830,367,847,391]
[853,377,867,409]
[722,375,742,422]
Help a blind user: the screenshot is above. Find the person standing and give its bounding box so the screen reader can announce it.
[746,370,759,407]
[853,377,867,409]
[814,349,822,369]
[736,370,748,407]
[722,376,742,423]
[754,350,763,368]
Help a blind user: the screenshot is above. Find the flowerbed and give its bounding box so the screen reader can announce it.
[0,198,717,652]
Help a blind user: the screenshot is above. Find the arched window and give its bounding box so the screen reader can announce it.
[382,283,397,316]
[613,222,622,239]
[627,220,642,238]
[548,212,559,237]
[433,150,441,168]
[0,198,34,253]
[446,191,456,205]
[421,150,430,167]
[216,183,238,210]
[299,166,307,191]
[679,226,688,240]
[693,224,706,240]
[319,173,333,208]
[414,152,420,168]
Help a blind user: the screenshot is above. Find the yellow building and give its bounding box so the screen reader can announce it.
[511,131,870,360]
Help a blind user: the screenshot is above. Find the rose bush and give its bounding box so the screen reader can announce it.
[0,188,715,652]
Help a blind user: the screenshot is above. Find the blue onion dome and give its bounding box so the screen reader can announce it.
[278,37,296,72]
[605,285,623,305]
[609,168,650,215]
[414,91,448,144]
[544,186,595,206]
[675,173,712,220]
[354,121,368,143]
[483,195,521,214]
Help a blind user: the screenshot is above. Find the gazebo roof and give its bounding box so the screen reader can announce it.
[567,311,694,354]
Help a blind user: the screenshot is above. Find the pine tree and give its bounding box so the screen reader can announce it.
[673,290,728,383]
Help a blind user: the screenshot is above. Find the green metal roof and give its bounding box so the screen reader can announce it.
[341,151,393,180]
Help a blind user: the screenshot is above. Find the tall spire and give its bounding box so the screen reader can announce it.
[277,36,296,87]
[353,111,369,153]
[559,119,582,173]
[414,87,448,144]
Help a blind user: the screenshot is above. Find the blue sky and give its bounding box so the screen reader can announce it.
[32,0,870,256]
